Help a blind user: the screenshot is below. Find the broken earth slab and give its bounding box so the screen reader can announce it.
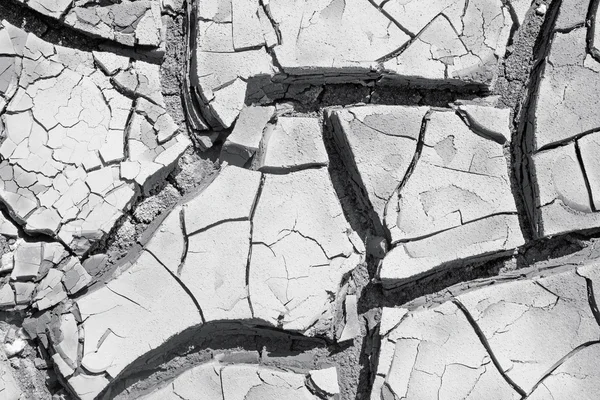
[15,0,165,49]
[249,167,364,332]
[386,107,516,243]
[328,105,427,234]
[372,303,521,400]
[192,0,524,131]
[530,26,600,151]
[0,22,189,255]
[138,360,340,400]
[221,107,328,172]
[527,8,600,238]
[34,163,362,399]
[47,250,204,400]
[0,233,92,312]
[220,105,276,167]
[379,213,524,287]
[373,264,600,399]
[329,104,523,287]
[254,116,329,172]
[531,141,600,237]
[456,268,600,394]
[526,344,600,400]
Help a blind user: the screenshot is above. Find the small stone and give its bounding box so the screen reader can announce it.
[81,352,112,374]
[308,367,341,396]
[13,282,35,305]
[339,295,361,342]
[0,283,15,308]
[536,4,547,15]
[366,236,387,259]
[0,253,14,274]
[4,337,26,358]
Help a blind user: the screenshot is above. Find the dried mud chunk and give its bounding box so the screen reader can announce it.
[194,0,518,130]
[23,0,72,19]
[382,14,490,85]
[334,106,522,286]
[0,22,187,254]
[527,344,600,400]
[55,250,203,399]
[183,165,262,234]
[221,105,276,167]
[0,283,15,308]
[269,0,410,72]
[532,28,600,150]
[457,269,599,393]
[256,116,329,172]
[32,268,67,310]
[532,143,600,237]
[328,105,426,231]
[140,361,339,400]
[65,1,163,47]
[373,302,520,400]
[249,168,363,333]
[374,265,600,399]
[554,0,591,30]
[388,110,515,243]
[380,214,524,286]
[182,220,252,321]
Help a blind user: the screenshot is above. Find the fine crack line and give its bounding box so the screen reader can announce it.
[454,108,507,145]
[574,140,597,212]
[535,125,600,153]
[391,211,519,245]
[259,0,282,45]
[186,217,249,237]
[383,109,432,240]
[246,173,266,318]
[576,269,600,328]
[524,340,600,398]
[146,249,206,323]
[105,285,150,312]
[365,0,415,39]
[177,207,189,277]
[515,0,564,239]
[586,0,600,62]
[452,298,527,397]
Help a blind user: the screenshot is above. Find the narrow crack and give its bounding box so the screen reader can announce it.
[524,340,600,398]
[514,0,563,239]
[536,125,600,153]
[246,174,266,318]
[186,217,249,237]
[454,108,507,145]
[146,249,206,324]
[587,0,600,62]
[365,0,415,39]
[574,140,597,212]
[392,211,520,245]
[259,0,282,45]
[383,108,432,242]
[177,208,189,277]
[452,298,527,397]
[576,269,600,328]
[105,285,150,312]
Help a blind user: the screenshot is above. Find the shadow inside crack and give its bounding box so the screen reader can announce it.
[99,321,331,400]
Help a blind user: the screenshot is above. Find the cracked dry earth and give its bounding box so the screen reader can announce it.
[1,0,600,400]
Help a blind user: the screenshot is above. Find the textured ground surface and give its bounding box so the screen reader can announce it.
[0,0,599,399]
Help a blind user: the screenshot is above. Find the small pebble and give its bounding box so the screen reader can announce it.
[536,4,547,15]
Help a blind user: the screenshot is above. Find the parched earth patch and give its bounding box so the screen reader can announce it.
[1,0,600,399]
